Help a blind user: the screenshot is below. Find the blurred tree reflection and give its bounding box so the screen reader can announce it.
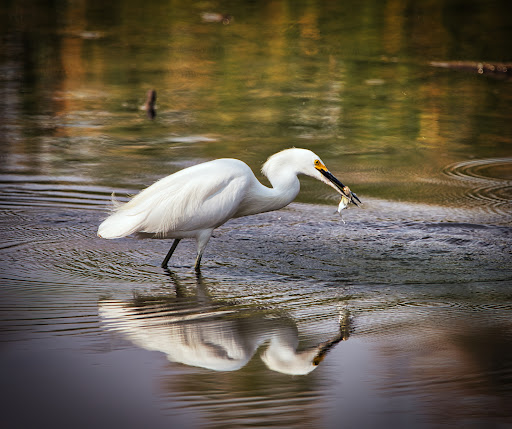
[1,0,510,205]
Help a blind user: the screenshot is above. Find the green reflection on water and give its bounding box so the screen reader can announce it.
[1,0,511,210]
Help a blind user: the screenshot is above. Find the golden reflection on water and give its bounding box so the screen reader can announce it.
[1,0,511,212]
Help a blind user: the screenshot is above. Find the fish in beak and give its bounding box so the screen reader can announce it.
[314,160,362,207]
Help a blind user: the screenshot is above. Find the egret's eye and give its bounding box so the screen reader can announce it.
[314,159,321,166]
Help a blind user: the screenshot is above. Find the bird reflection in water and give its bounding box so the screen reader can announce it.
[99,272,349,375]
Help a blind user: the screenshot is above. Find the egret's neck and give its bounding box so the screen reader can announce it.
[236,171,300,217]
[266,172,301,209]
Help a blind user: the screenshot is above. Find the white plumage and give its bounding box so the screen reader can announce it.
[99,298,349,375]
[97,148,360,270]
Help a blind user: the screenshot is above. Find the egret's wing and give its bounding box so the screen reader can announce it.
[143,171,250,234]
[98,159,252,238]
[99,300,252,371]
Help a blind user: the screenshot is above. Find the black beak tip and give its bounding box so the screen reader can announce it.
[321,168,362,207]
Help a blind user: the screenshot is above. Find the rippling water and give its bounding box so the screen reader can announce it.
[442,158,512,216]
[1,174,511,428]
[1,0,512,428]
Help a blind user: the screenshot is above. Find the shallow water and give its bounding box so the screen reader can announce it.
[1,1,512,428]
[1,189,511,428]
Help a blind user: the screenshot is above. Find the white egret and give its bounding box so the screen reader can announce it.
[97,148,360,270]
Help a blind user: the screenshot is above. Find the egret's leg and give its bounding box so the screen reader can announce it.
[161,239,181,268]
[194,254,203,271]
[194,229,213,271]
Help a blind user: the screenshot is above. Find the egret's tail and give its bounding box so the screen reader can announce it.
[97,193,146,239]
[97,211,146,239]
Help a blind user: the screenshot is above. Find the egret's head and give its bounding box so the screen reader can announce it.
[263,148,361,205]
[260,346,319,375]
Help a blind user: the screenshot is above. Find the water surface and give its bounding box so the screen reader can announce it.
[1,1,511,428]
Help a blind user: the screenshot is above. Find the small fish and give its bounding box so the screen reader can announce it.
[337,185,361,223]
[337,194,350,213]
